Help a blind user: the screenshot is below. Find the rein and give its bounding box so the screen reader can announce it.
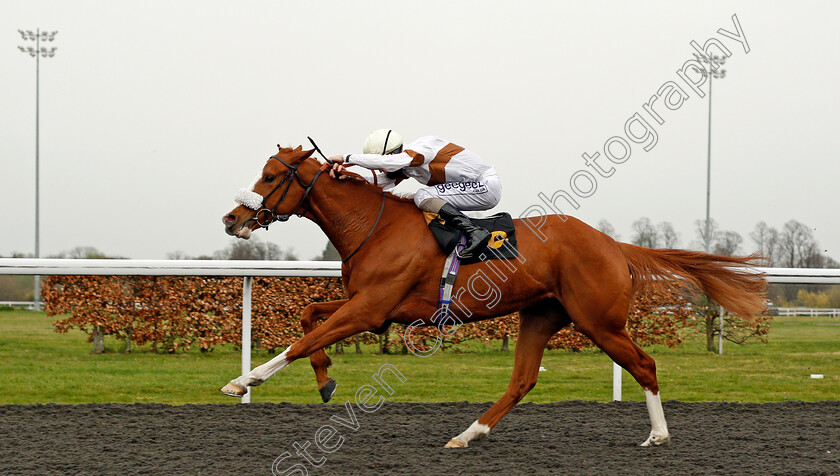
[341,191,386,263]
[254,137,386,263]
[309,135,386,263]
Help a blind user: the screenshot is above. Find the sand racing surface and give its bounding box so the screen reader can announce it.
[1,401,839,475]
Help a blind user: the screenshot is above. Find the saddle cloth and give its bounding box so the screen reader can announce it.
[428,212,519,264]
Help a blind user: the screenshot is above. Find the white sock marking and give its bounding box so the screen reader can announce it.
[641,389,670,446]
[453,420,491,446]
[234,348,290,388]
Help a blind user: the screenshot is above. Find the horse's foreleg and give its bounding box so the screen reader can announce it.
[222,297,385,397]
[300,300,348,402]
[445,301,564,448]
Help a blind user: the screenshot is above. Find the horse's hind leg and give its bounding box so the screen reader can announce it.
[573,309,670,446]
[300,300,347,403]
[591,328,668,446]
[444,299,567,448]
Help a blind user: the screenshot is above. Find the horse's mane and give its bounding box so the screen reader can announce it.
[274,145,415,205]
[310,157,415,204]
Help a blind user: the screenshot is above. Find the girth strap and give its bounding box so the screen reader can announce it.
[438,236,467,323]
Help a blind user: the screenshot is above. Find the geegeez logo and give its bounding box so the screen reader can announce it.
[434,182,489,195]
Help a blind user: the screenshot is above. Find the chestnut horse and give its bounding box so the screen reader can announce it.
[221,145,766,448]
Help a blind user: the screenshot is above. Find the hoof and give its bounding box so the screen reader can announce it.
[319,378,337,403]
[444,439,467,449]
[221,382,247,397]
[640,433,670,447]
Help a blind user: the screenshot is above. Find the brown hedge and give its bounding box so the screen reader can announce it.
[43,275,699,353]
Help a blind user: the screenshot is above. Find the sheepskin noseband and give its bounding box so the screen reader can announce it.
[235,189,264,211]
[235,172,265,210]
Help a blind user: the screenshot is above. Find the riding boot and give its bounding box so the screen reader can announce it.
[438,203,492,259]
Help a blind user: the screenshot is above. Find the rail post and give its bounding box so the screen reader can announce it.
[612,362,622,401]
[241,276,252,403]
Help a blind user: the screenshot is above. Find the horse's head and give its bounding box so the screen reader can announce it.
[222,145,318,239]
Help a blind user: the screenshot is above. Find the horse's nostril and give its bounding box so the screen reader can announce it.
[223,215,236,226]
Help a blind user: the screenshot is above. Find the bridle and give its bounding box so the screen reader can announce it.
[254,154,324,228]
[250,137,386,263]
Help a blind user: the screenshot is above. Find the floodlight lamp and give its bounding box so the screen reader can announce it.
[693,53,710,64]
[691,65,709,78]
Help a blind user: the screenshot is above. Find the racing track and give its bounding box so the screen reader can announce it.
[1,401,838,475]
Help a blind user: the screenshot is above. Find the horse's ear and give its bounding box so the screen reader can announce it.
[293,145,303,152]
[299,148,316,160]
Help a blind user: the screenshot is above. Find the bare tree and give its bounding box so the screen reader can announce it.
[800,241,825,268]
[693,218,719,250]
[750,222,779,266]
[692,219,742,255]
[315,241,341,261]
[712,231,743,256]
[631,217,659,248]
[166,250,190,260]
[55,246,114,259]
[214,236,297,261]
[597,219,620,241]
[778,220,815,268]
[657,221,680,248]
[755,219,838,268]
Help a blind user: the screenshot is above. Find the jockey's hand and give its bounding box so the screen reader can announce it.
[328,155,345,164]
[329,163,349,179]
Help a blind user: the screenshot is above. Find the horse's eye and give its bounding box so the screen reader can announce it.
[264,175,275,183]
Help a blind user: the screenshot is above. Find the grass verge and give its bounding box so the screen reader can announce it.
[0,310,837,404]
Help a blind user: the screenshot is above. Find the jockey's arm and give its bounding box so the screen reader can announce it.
[326,155,398,189]
[343,152,414,172]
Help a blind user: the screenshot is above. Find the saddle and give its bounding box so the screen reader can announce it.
[427,212,519,265]
[428,213,519,330]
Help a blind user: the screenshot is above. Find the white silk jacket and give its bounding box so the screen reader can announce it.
[346,136,495,190]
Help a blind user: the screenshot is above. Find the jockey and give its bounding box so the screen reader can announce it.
[330,129,502,259]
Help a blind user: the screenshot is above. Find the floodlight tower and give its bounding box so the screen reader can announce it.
[694,53,729,356]
[692,53,727,254]
[18,28,58,311]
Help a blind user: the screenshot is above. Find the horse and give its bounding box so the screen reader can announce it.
[220,145,767,448]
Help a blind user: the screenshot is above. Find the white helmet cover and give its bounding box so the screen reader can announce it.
[363,129,403,155]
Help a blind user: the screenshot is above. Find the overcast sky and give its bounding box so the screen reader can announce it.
[2,1,838,261]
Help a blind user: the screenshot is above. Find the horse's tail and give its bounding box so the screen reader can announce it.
[617,243,768,319]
